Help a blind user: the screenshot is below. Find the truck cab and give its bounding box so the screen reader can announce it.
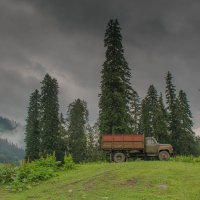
[145,137,173,160]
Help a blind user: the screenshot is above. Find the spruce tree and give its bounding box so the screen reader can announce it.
[99,19,133,135]
[176,90,195,154]
[40,74,60,156]
[154,93,169,143]
[165,71,179,151]
[67,99,88,163]
[139,85,158,137]
[24,89,40,161]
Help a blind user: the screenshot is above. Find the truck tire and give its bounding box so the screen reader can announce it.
[158,151,170,161]
[113,152,126,163]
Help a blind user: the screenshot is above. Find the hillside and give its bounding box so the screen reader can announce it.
[0,138,24,163]
[1,161,200,200]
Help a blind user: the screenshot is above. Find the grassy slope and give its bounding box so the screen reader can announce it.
[1,161,200,200]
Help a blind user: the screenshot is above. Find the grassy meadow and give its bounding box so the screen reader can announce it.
[1,161,200,200]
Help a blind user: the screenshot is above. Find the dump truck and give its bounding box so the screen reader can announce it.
[101,134,173,162]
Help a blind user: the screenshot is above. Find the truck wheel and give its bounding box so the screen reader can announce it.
[158,151,170,161]
[113,152,126,163]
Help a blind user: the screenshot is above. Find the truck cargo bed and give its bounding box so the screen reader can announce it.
[101,135,144,150]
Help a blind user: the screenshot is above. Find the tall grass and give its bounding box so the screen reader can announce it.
[171,155,200,163]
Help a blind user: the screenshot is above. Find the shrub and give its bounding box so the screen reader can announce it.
[0,153,75,192]
[34,153,61,169]
[0,164,17,184]
[63,154,75,170]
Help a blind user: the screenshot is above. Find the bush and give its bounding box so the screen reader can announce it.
[63,154,75,170]
[0,153,75,192]
[0,164,17,184]
[34,153,61,169]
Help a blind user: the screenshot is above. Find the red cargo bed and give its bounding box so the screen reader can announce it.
[101,134,144,150]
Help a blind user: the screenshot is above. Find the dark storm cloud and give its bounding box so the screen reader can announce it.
[1,0,200,145]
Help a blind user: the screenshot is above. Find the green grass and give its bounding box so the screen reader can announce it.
[1,161,200,200]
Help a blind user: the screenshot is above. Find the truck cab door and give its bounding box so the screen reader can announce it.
[145,137,159,154]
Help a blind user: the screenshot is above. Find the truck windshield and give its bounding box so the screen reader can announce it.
[152,138,157,144]
[146,138,157,145]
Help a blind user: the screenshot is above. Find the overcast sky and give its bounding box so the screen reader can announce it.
[1,0,200,139]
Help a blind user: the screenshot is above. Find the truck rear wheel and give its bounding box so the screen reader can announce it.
[113,152,126,163]
[158,151,170,161]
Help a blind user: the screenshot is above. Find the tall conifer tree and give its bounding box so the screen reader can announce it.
[176,90,195,154]
[139,85,158,137]
[165,71,179,150]
[99,19,133,134]
[154,93,169,143]
[67,99,88,163]
[40,74,59,156]
[25,89,40,161]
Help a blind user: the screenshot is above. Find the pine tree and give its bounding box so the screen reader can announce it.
[139,85,158,137]
[40,74,60,156]
[176,90,195,154]
[99,19,133,135]
[165,71,179,151]
[129,90,141,133]
[57,113,68,161]
[154,93,169,143]
[67,99,88,163]
[24,89,40,161]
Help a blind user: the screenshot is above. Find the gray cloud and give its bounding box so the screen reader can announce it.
[0,0,200,141]
[0,123,25,147]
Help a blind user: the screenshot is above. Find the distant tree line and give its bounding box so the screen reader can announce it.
[25,19,200,163]
[0,138,24,163]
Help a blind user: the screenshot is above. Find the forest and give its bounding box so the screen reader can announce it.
[0,138,24,163]
[23,19,200,164]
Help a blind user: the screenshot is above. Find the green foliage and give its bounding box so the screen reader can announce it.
[40,74,60,157]
[165,72,179,149]
[165,72,196,155]
[85,123,102,162]
[25,74,69,162]
[25,89,40,161]
[153,94,169,143]
[175,90,196,154]
[129,90,141,133]
[35,153,60,168]
[171,155,200,163]
[165,71,176,111]
[0,164,17,184]
[0,153,75,192]
[57,113,68,161]
[67,99,88,163]
[139,85,158,137]
[63,154,75,170]
[99,19,133,134]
